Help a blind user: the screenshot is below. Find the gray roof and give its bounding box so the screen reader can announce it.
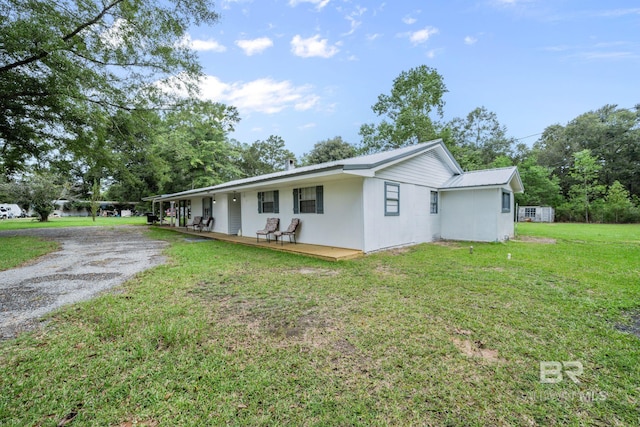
[441,166,523,192]
[147,139,462,200]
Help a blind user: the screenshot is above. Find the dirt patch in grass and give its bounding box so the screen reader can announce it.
[295,267,340,277]
[615,311,640,339]
[374,264,408,279]
[201,289,345,350]
[386,247,412,255]
[513,236,557,244]
[432,240,464,248]
[451,337,506,363]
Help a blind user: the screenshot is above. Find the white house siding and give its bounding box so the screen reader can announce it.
[440,189,501,242]
[497,187,515,240]
[362,178,441,252]
[211,197,229,234]
[426,188,441,241]
[190,198,203,221]
[240,177,365,250]
[376,149,454,187]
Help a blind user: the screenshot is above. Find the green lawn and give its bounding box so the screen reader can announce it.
[1,223,639,426]
[0,236,59,271]
[0,216,146,230]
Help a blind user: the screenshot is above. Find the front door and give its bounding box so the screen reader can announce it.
[228,193,242,235]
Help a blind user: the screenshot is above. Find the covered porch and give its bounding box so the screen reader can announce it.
[158,225,363,262]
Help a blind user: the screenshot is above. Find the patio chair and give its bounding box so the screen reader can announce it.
[256,217,279,243]
[274,218,300,245]
[186,216,203,231]
[194,216,215,231]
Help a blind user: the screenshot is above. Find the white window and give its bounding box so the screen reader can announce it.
[258,190,279,214]
[385,182,400,216]
[293,186,324,214]
[524,207,536,218]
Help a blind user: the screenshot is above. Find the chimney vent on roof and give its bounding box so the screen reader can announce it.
[285,158,295,171]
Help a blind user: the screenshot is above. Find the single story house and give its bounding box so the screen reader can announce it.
[145,139,524,253]
[518,206,554,223]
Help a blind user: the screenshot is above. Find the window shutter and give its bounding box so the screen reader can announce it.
[293,188,299,214]
[316,185,324,214]
[273,190,279,214]
[258,192,263,213]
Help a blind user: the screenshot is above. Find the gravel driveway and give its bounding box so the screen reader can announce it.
[0,226,168,339]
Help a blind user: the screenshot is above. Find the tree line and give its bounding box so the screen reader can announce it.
[1,1,638,222]
[356,65,640,223]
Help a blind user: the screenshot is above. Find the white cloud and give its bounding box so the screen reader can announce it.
[100,18,130,48]
[577,51,637,60]
[543,41,639,61]
[288,0,330,11]
[489,0,536,9]
[299,122,317,130]
[199,76,320,114]
[366,33,382,41]
[408,26,439,45]
[181,34,227,52]
[221,0,253,10]
[343,16,362,36]
[294,95,320,111]
[191,39,227,52]
[352,5,367,16]
[464,36,478,45]
[291,35,340,58]
[342,6,367,36]
[196,75,230,100]
[403,16,417,25]
[235,37,274,55]
[596,8,640,17]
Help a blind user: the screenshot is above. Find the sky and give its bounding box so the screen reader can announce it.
[183,0,640,157]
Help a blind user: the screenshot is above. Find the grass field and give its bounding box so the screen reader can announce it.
[1,222,639,425]
[0,236,59,271]
[0,216,146,230]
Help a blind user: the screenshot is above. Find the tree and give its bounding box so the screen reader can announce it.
[90,179,100,222]
[359,65,447,154]
[568,149,604,223]
[515,155,562,207]
[154,100,242,193]
[303,136,357,165]
[535,105,640,201]
[605,181,635,223]
[102,109,168,202]
[533,124,579,197]
[7,172,66,221]
[238,136,296,177]
[564,105,640,196]
[445,107,516,169]
[0,0,220,178]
